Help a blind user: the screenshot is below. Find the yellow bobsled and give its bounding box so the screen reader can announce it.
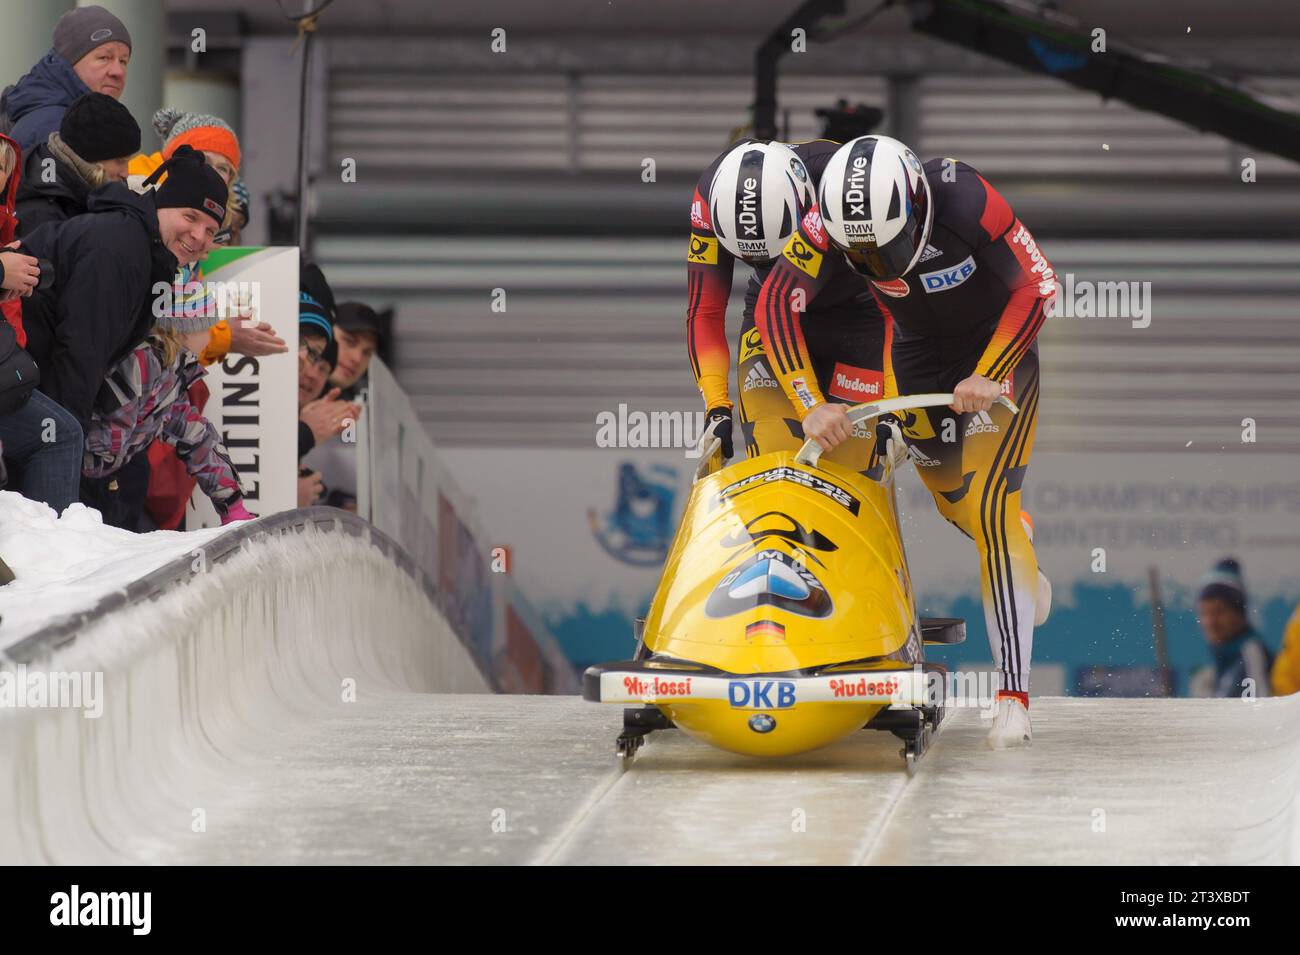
[584,394,1014,764]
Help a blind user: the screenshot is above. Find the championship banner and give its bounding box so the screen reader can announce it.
[185,247,300,527]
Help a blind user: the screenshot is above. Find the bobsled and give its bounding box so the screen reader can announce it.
[584,393,1017,765]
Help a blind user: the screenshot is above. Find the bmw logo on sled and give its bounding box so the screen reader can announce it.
[584,393,1017,765]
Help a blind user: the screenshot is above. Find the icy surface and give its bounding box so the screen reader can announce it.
[139,693,1300,865]
[0,491,228,642]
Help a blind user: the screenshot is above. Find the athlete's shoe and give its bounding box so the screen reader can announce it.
[1020,510,1052,627]
[987,692,1032,749]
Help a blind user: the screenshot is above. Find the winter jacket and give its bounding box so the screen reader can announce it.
[15,134,99,238]
[17,182,178,427]
[84,336,243,516]
[0,52,91,153]
[1191,626,1274,698]
[0,132,24,345]
[1273,606,1300,697]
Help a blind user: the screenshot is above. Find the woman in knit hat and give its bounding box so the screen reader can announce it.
[16,92,141,237]
[129,106,241,187]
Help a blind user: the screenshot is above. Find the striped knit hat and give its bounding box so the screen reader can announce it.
[153,107,241,172]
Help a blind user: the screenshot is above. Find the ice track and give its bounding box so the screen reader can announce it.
[2,511,1298,865]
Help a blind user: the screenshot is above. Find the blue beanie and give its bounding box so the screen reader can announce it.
[1198,558,1247,614]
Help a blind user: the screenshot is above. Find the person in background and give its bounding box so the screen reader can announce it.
[0,132,81,515]
[1272,604,1300,696]
[218,177,249,246]
[330,301,391,401]
[16,92,140,236]
[297,264,359,508]
[1190,558,1274,698]
[0,6,132,152]
[128,107,240,189]
[81,291,253,531]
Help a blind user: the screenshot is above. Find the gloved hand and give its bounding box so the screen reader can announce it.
[220,500,257,525]
[705,406,734,460]
[873,414,909,472]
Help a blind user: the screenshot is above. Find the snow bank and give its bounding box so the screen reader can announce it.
[0,491,229,642]
[0,511,490,864]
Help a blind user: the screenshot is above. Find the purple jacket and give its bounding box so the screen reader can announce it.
[83,337,243,515]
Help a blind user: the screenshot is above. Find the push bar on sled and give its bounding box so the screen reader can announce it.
[795,393,1020,468]
[691,392,1018,478]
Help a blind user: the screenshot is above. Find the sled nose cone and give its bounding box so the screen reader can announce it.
[663,701,883,757]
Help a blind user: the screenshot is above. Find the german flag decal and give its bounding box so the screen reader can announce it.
[746,619,786,641]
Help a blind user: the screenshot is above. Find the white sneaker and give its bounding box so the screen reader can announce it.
[987,695,1033,749]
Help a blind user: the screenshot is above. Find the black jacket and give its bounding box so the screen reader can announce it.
[15,141,91,238]
[18,183,178,427]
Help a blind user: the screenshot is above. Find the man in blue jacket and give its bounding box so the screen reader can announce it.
[1191,558,1274,698]
[0,6,132,152]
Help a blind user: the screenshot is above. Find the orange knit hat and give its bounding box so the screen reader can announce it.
[153,107,241,172]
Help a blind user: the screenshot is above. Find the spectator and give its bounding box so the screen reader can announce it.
[128,108,276,365]
[0,6,132,152]
[331,301,391,400]
[81,296,253,531]
[17,145,226,429]
[217,177,249,246]
[129,107,240,187]
[0,132,82,515]
[1190,558,1273,698]
[16,92,141,237]
[1273,604,1300,696]
[296,265,358,507]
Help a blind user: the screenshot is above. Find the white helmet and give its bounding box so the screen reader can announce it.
[707,141,815,264]
[817,135,932,280]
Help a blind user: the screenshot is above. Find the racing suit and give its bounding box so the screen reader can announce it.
[756,158,1056,696]
[685,139,889,474]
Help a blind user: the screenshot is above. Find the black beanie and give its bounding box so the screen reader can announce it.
[60,92,140,162]
[150,144,228,226]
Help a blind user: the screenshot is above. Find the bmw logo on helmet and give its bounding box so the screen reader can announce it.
[748,713,777,734]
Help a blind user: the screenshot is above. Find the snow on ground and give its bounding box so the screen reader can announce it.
[0,491,229,645]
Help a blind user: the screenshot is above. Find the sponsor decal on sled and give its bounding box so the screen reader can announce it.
[597,670,923,704]
[728,680,797,709]
[714,466,861,515]
[705,549,833,619]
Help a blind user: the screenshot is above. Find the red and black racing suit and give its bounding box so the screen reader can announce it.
[685,139,889,474]
[755,158,1056,697]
